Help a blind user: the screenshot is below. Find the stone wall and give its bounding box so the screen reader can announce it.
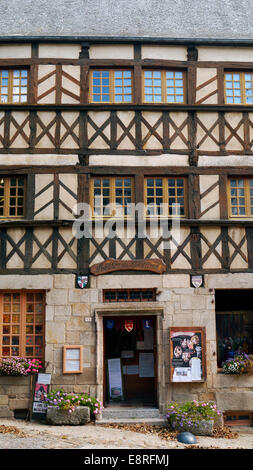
[0,376,31,418]
[0,272,253,416]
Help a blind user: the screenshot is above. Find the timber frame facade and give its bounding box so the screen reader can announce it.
[0,37,253,418]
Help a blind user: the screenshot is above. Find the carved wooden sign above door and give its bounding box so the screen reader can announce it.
[90,258,166,275]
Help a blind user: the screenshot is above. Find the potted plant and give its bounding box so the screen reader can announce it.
[222,352,253,375]
[45,389,103,425]
[166,400,223,436]
[0,356,43,376]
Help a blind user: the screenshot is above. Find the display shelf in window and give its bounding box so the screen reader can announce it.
[224,411,253,427]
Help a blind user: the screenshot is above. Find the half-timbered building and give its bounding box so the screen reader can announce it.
[0,1,253,425]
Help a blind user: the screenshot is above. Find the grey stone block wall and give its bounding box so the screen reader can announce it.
[1,273,253,417]
[0,376,31,418]
[0,0,253,40]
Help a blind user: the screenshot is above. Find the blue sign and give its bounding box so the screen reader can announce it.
[143,320,151,329]
[106,320,115,329]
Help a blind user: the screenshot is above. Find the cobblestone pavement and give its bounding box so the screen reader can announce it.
[0,419,252,449]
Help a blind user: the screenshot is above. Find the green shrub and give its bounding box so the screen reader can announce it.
[166,400,222,432]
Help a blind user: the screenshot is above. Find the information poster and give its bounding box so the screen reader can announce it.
[139,352,154,378]
[31,373,51,421]
[63,346,83,373]
[107,358,124,400]
[169,327,206,382]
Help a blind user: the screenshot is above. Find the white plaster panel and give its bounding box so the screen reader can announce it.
[0,44,31,58]
[0,275,53,289]
[206,273,253,289]
[198,46,253,62]
[0,154,79,166]
[39,44,81,58]
[89,154,189,166]
[141,45,187,60]
[89,44,134,59]
[198,155,253,167]
[199,175,220,220]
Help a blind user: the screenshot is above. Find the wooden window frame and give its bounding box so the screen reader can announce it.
[103,288,157,303]
[0,176,26,219]
[0,290,45,362]
[63,345,83,374]
[227,177,253,218]
[89,69,133,104]
[144,176,187,218]
[224,71,253,105]
[142,69,187,104]
[216,309,253,370]
[90,176,135,219]
[224,411,253,427]
[0,68,29,104]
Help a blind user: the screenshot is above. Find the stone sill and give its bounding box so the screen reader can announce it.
[0,375,31,384]
[217,368,253,376]
[214,372,253,388]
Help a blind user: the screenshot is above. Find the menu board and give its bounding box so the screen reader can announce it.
[31,373,51,421]
[107,358,124,400]
[169,327,206,382]
[63,346,83,373]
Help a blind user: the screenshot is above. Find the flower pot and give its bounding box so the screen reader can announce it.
[46,406,90,425]
[168,418,215,436]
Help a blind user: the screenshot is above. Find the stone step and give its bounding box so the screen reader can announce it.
[100,407,164,420]
[96,417,167,425]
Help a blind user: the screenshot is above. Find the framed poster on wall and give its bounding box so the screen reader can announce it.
[63,345,83,374]
[169,327,206,382]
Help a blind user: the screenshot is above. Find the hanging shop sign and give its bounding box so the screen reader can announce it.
[76,274,89,289]
[31,373,51,421]
[106,319,115,329]
[143,319,152,329]
[90,258,166,275]
[124,320,134,332]
[169,327,206,382]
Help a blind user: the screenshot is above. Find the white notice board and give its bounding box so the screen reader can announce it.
[107,358,124,400]
[139,353,154,377]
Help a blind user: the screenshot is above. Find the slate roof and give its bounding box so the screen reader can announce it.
[0,0,252,41]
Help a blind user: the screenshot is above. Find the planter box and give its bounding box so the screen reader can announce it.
[168,419,215,436]
[167,413,224,436]
[46,406,90,425]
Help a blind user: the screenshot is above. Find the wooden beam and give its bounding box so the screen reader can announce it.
[26,173,35,219]
[188,174,200,219]
[219,174,228,219]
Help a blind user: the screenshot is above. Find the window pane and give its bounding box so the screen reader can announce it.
[144,70,162,103]
[166,70,185,103]
[225,72,242,104]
